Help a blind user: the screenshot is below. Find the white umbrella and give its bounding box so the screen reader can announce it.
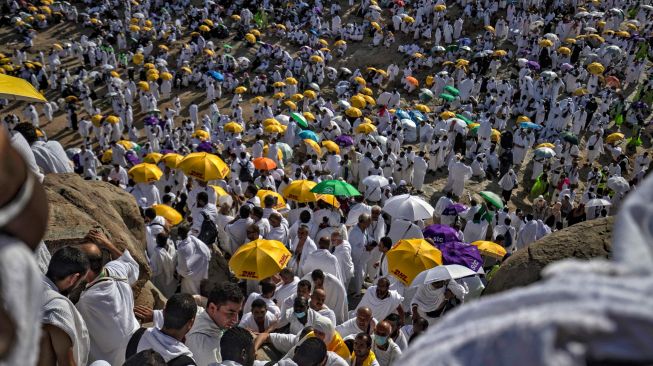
[362,175,389,188]
[607,176,630,193]
[383,194,434,221]
[586,198,612,208]
[133,12,145,19]
[410,264,477,287]
[102,64,115,70]
[377,91,392,105]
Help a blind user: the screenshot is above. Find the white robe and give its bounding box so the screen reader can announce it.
[302,249,343,283]
[136,327,195,363]
[274,277,300,305]
[176,235,211,295]
[355,286,404,322]
[303,272,349,324]
[186,309,223,365]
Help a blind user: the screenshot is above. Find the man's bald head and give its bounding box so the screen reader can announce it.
[375,320,392,335]
[355,306,373,331]
[75,242,104,275]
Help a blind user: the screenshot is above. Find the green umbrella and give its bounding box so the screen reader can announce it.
[440,93,455,102]
[455,114,474,125]
[290,112,309,129]
[310,180,361,197]
[446,44,459,52]
[479,191,504,209]
[444,85,460,96]
[561,132,579,145]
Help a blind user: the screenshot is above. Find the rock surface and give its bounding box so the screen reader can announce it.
[43,173,150,298]
[484,216,614,295]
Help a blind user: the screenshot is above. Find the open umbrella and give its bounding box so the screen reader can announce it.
[383,194,435,221]
[178,152,230,181]
[423,224,461,244]
[362,175,389,188]
[283,180,318,202]
[152,204,183,226]
[229,239,292,280]
[607,176,629,193]
[128,163,163,183]
[335,135,354,147]
[162,153,184,169]
[534,147,556,158]
[442,203,468,216]
[224,122,244,133]
[310,179,360,196]
[290,112,309,128]
[304,139,322,157]
[520,121,542,129]
[440,93,456,102]
[444,86,460,96]
[257,190,286,209]
[321,140,340,154]
[561,132,579,145]
[253,157,277,171]
[387,239,443,286]
[435,241,483,272]
[298,130,320,142]
[585,198,611,208]
[419,89,434,101]
[471,241,507,260]
[143,152,163,164]
[479,191,504,209]
[410,264,477,287]
[606,132,625,144]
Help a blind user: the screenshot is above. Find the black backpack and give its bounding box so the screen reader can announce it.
[239,161,254,182]
[125,328,197,365]
[197,211,218,246]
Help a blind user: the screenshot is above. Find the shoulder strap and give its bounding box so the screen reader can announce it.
[125,327,147,361]
[167,354,197,366]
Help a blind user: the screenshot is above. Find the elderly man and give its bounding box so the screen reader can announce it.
[266,212,290,246]
[348,213,374,296]
[355,277,404,325]
[336,307,376,339]
[372,321,402,366]
[274,268,299,306]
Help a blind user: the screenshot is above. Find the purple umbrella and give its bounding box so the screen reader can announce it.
[423,224,461,244]
[196,141,214,153]
[560,63,574,71]
[527,60,541,70]
[160,149,175,155]
[144,116,159,126]
[435,241,483,272]
[125,151,141,166]
[442,203,468,216]
[335,134,354,147]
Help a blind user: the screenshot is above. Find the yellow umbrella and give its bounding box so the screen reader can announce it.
[303,112,316,121]
[251,29,261,37]
[283,180,318,202]
[491,129,501,142]
[535,143,555,149]
[110,71,120,78]
[101,149,113,163]
[204,49,215,57]
[192,129,210,141]
[316,194,340,208]
[573,88,589,96]
[137,81,150,91]
[152,204,183,226]
[440,111,456,119]
[273,92,285,99]
[105,115,120,124]
[257,190,286,209]
[181,66,192,74]
[346,107,362,118]
[303,90,317,99]
[516,115,531,123]
[203,19,214,27]
[304,139,322,156]
[322,140,340,154]
[350,95,367,109]
[92,114,104,126]
[146,73,159,82]
[310,55,323,63]
[229,239,292,280]
[128,163,163,183]
[143,152,163,164]
[415,104,430,113]
[284,100,297,110]
[354,76,366,85]
[224,122,244,133]
[263,118,281,127]
[234,86,247,94]
[564,37,577,44]
[264,124,286,134]
[178,152,230,181]
[471,241,507,260]
[285,77,298,85]
[387,239,443,286]
[199,25,211,32]
[492,50,507,57]
[434,4,446,11]
[318,39,329,46]
[484,25,495,33]
[538,39,554,47]
[129,24,140,32]
[587,62,605,75]
[403,16,415,23]
[360,87,373,96]
[355,122,377,134]
[0,74,47,103]
[143,62,156,70]
[231,14,241,21]
[291,93,304,102]
[210,185,229,197]
[615,31,630,38]
[334,40,347,46]
[606,132,625,144]
[160,72,173,80]
[250,96,264,104]
[273,81,286,88]
[162,153,184,169]
[245,33,256,43]
[557,46,571,55]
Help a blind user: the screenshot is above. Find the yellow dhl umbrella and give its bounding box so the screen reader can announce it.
[105,115,120,124]
[160,72,173,80]
[192,129,210,141]
[535,143,555,149]
[181,66,192,74]
[415,104,431,113]
[273,81,286,88]
[152,204,183,226]
[334,39,347,46]
[283,180,318,202]
[303,90,317,99]
[101,149,113,163]
[360,87,373,96]
[285,77,298,85]
[516,115,531,123]
[471,241,507,260]
[234,86,247,94]
[143,152,163,164]
[199,25,211,32]
[355,122,377,134]
[387,239,443,286]
[291,93,304,102]
[322,140,340,154]
[245,33,256,43]
[434,4,446,11]
[316,194,340,208]
[557,46,571,55]
[303,112,316,121]
[354,76,366,85]
[606,132,625,144]
[493,50,507,57]
[257,190,286,209]
[350,95,367,108]
[224,122,244,133]
[229,239,291,280]
[272,92,285,99]
[538,39,554,47]
[251,96,264,104]
[304,139,322,156]
[146,73,159,82]
[310,55,323,63]
[284,100,297,110]
[128,163,163,183]
[440,111,456,119]
[264,124,286,134]
[587,62,605,75]
[346,107,362,118]
[615,31,630,38]
[0,74,47,103]
[403,16,415,23]
[210,185,229,197]
[178,152,230,181]
[263,118,281,127]
[137,81,149,91]
[162,153,184,169]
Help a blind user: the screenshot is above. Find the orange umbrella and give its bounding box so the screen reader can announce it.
[253,157,277,171]
[405,76,419,86]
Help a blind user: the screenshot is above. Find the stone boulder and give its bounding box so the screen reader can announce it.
[42,173,150,298]
[484,216,614,295]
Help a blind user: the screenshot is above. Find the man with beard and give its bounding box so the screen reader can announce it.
[39,246,91,366]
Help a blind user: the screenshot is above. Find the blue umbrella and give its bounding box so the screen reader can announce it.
[208,71,224,81]
[520,121,542,129]
[310,29,319,36]
[395,109,411,120]
[409,110,425,122]
[298,130,320,142]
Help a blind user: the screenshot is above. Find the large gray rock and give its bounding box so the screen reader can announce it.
[484,216,614,295]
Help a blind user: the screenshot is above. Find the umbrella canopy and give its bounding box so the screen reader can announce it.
[257,190,286,209]
[253,157,277,170]
[470,241,507,260]
[355,123,377,134]
[586,198,611,208]
[362,175,389,188]
[520,121,542,129]
[346,107,362,118]
[383,194,435,221]
[335,135,354,147]
[162,153,184,169]
[143,152,163,164]
[152,204,183,226]
[534,147,556,158]
[410,264,477,287]
[561,132,579,145]
[290,112,309,128]
[298,130,320,142]
[283,180,318,202]
[322,140,340,154]
[208,70,224,81]
[442,203,468,216]
[229,239,292,280]
[310,179,360,196]
[435,241,483,272]
[387,239,443,286]
[304,139,322,156]
[479,191,504,209]
[192,129,210,141]
[607,176,630,193]
[0,74,47,103]
[423,224,461,244]
[178,152,230,181]
[606,132,625,144]
[224,122,244,133]
[128,163,163,183]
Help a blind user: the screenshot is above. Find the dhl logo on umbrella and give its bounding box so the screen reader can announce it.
[239,270,258,279]
[279,253,290,267]
[392,269,409,283]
